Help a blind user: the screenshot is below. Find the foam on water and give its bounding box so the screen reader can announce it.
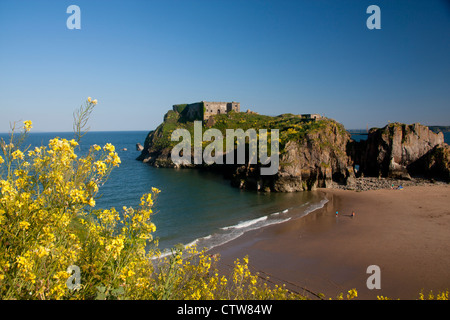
[182,197,329,252]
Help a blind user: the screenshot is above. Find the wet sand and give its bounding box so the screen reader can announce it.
[209,185,450,300]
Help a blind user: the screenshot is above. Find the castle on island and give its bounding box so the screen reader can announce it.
[173,101,240,121]
[172,100,321,122]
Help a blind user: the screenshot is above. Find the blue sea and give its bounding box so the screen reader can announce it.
[2,131,449,252]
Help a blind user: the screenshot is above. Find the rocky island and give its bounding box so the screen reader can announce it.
[137,102,450,192]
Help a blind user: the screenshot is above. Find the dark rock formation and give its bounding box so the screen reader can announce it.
[409,143,450,182]
[136,126,175,168]
[351,123,447,181]
[264,124,354,192]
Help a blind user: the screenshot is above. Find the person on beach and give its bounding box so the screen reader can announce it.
[351,211,355,217]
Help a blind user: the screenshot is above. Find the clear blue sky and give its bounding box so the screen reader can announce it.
[1,0,449,132]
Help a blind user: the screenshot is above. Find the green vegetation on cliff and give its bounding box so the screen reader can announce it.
[143,109,348,156]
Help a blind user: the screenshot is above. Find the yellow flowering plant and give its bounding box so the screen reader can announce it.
[0,99,297,300]
[0,99,145,299]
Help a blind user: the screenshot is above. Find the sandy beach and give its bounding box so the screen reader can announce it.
[210,184,450,300]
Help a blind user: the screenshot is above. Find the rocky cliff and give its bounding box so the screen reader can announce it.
[350,123,448,181]
[231,121,355,192]
[138,111,450,191]
[137,110,355,192]
[409,143,450,182]
[136,110,185,168]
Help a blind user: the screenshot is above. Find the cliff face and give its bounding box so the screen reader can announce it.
[138,111,450,191]
[228,122,355,192]
[409,143,450,182]
[135,128,174,168]
[267,123,354,192]
[136,110,187,168]
[137,110,356,192]
[352,123,446,180]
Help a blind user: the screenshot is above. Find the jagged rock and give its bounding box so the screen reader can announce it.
[136,143,144,151]
[358,123,444,179]
[233,121,353,192]
[409,143,450,182]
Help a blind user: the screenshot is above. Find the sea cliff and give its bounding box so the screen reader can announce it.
[137,109,450,192]
[349,122,449,181]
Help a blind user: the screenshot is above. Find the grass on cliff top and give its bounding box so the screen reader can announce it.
[149,110,348,153]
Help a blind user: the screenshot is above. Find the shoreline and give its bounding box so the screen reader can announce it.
[209,184,450,300]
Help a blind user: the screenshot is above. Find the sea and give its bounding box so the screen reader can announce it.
[2,131,449,253]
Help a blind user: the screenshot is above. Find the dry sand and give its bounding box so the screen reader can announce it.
[210,184,450,300]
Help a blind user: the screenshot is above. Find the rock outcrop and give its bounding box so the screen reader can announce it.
[138,110,449,192]
[136,129,175,168]
[137,110,357,192]
[409,143,450,182]
[231,122,355,192]
[351,123,446,180]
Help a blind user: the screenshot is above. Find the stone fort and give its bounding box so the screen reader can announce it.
[173,101,240,121]
[172,101,322,123]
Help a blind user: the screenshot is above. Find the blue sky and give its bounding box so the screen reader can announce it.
[0,0,449,132]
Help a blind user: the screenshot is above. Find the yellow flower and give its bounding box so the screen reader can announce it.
[87,97,92,102]
[347,288,358,300]
[88,198,96,207]
[92,144,101,151]
[0,156,4,164]
[92,99,98,105]
[19,221,31,230]
[16,255,33,271]
[35,246,50,258]
[87,181,99,193]
[70,188,86,203]
[69,139,78,147]
[12,150,24,160]
[151,187,161,194]
[104,143,115,152]
[25,272,36,284]
[23,120,33,132]
[112,153,121,166]
[94,161,107,175]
